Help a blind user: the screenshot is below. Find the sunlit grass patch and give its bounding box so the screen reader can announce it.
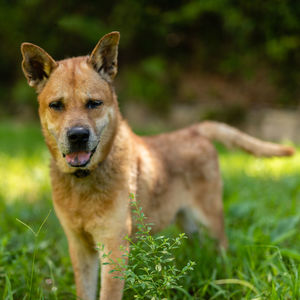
[0,151,50,202]
[220,150,299,179]
[0,121,50,203]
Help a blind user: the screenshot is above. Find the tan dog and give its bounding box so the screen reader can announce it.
[21,31,294,300]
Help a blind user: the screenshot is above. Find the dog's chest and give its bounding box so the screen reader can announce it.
[53,180,119,234]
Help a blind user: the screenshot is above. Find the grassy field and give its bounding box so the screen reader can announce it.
[1,122,300,299]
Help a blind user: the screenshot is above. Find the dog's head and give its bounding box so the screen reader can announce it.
[21,32,121,174]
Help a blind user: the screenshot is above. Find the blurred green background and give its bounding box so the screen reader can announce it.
[1,2,300,298]
[1,0,299,125]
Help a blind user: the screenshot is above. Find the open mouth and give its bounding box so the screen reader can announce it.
[64,146,97,167]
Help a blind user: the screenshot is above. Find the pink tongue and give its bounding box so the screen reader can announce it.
[65,151,92,166]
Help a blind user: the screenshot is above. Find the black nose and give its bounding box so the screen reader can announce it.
[67,127,90,144]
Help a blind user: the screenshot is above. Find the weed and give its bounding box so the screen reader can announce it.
[98,195,195,299]
[16,210,52,300]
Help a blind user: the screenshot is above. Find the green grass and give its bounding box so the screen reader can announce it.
[0,121,300,299]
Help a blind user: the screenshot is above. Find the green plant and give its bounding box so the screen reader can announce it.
[15,210,52,300]
[99,194,195,299]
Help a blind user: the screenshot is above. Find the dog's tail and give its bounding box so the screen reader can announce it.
[196,121,294,157]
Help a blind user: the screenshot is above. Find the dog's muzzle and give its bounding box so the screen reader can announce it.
[63,126,96,167]
[67,126,90,147]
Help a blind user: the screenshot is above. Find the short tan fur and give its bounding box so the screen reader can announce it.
[21,31,294,300]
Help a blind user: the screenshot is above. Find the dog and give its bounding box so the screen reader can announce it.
[21,31,294,300]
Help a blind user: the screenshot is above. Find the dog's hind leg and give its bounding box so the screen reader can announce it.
[190,177,228,250]
[176,208,200,238]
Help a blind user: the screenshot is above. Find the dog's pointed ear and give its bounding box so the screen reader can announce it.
[88,31,120,82]
[21,43,58,91]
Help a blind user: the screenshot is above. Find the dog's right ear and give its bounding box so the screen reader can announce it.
[88,31,120,82]
[21,43,57,91]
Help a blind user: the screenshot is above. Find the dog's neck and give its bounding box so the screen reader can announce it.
[72,169,91,178]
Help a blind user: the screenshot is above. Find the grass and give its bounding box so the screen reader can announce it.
[0,121,300,299]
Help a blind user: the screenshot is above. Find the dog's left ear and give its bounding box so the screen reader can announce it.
[21,43,58,91]
[88,31,120,82]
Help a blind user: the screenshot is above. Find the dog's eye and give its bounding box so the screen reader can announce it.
[86,99,103,109]
[49,100,64,111]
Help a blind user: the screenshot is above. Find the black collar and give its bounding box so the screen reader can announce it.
[73,169,91,178]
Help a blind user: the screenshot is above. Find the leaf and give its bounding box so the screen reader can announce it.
[213,278,259,295]
[155,264,162,272]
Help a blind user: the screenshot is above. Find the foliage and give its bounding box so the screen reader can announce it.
[0,0,299,117]
[1,122,300,299]
[15,210,52,300]
[99,196,195,299]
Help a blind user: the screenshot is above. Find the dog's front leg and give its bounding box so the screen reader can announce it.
[54,204,99,300]
[66,231,99,300]
[98,238,129,300]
